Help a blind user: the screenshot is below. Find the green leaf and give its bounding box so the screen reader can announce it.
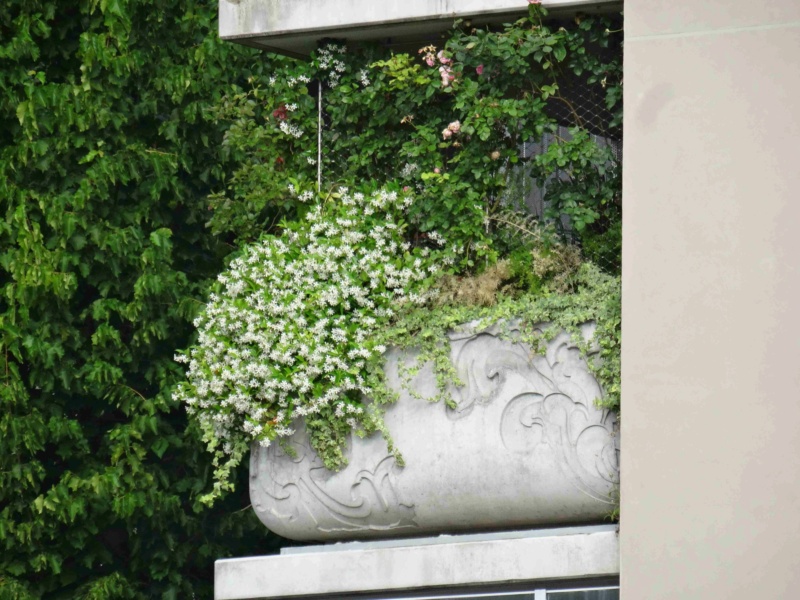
[16,101,28,125]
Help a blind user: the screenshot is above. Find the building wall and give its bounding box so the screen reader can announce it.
[621,2,800,598]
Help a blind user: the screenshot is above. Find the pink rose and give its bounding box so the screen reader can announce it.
[437,50,451,65]
[425,57,435,67]
[434,167,441,174]
[447,120,461,133]
[442,128,453,140]
[476,64,484,75]
[439,66,452,87]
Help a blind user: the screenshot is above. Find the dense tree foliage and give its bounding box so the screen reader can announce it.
[0,1,281,597]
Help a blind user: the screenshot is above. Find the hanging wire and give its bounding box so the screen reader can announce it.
[522,139,527,207]
[317,81,322,194]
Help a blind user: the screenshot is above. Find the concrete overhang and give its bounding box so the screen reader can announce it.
[219,0,621,58]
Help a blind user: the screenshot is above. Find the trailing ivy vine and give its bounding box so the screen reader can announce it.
[378,263,621,415]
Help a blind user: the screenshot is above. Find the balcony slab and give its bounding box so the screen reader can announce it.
[220,0,620,57]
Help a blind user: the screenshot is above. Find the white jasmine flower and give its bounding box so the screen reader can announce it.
[173,187,453,476]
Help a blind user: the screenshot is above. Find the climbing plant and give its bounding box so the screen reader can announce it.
[181,4,622,500]
[209,5,622,269]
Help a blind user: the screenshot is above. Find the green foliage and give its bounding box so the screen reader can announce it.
[0,1,279,597]
[533,128,621,269]
[0,0,623,593]
[209,11,623,265]
[379,263,621,415]
[175,187,449,501]
[204,68,314,241]
[180,6,623,500]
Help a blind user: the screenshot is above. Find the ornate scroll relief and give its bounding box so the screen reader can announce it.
[501,390,619,501]
[250,432,417,537]
[451,323,619,501]
[250,322,619,540]
[446,323,557,417]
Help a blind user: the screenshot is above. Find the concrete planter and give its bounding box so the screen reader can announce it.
[250,322,619,541]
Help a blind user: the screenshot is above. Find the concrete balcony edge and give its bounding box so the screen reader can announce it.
[215,525,620,599]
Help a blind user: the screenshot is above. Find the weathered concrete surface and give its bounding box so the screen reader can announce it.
[219,0,620,56]
[622,1,800,598]
[250,323,619,541]
[215,525,619,599]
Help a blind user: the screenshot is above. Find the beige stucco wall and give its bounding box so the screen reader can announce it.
[621,1,800,598]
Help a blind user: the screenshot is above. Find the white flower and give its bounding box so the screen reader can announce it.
[173,187,450,470]
[279,121,304,138]
[401,163,418,178]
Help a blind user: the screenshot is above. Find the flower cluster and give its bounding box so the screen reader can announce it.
[287,183,315,202]
[418,45,437,67]
[439,66,455,88]
[272,100,304,138]
[272,103,288,121]
[441,120,461,140]
[285,74,311,88]
[279,121,304,138]
[400,162,418,178]
[174,187,444,479]
[418,45,456,87]
[317,43,347,88]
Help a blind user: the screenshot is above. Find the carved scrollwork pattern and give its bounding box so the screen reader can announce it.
[500,392,619,502]
[249,323,619,539]
[454,325,619,502]
[250,434,418,536]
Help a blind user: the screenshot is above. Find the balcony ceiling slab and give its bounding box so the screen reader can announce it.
[220,0,621,57]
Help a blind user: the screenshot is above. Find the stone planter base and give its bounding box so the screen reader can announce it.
[250,322,619,541]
